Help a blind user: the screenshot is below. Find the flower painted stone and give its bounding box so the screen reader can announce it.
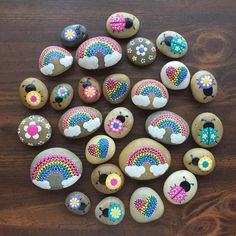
[17,115,52,146]
[156,31,188,58]
[85,135,116,165]
[76,36,122,70]
[145,111,190,145]
[103,74,131,104]
[191,112,223,148]
[130,187,164,223]
[126,37,156,66]
[131,79,169,110]
[31,148,83,190]
[19,78,48,110]
[104,107,134,139]
[160,61,191,90]
[119,138,171,180]
[39,46,73,76]
[58,106,103,139]
[106,12,140,39]
[163,170,198,205]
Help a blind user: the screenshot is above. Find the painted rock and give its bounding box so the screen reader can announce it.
[76,36,122,70]
[160,61,191,90]
[30,148,83,190]
[183,148,215,175]
[17,115,52,146]
[103,74,131,104]
[39,46,73,76]
[60,24,87,48]
[95,196,125,225]
[130,187,164,223]
[58,106,102,139]
[78,76,101,103]
[50,83,73,110]
[156,31,188,58]
[65,191,91,215]
[119,138,171,180]
[104,107,134,139]
[191,71,218,103]
[191,112,223,148]
[106,12,140,39]
[19,77,48,110]
[126,37,156,66]
[91,163,125,194]
[163,170,198,205]
[131,79,169,110]
[146,111,190,145]
[85,135,116,164]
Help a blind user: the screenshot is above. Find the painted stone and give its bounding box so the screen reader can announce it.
[30,148,83,190]
[191,71,218,103]
[19,77,48,110]
[65,191,90,215]
[119,138,171,180]
[104,107,134,139]
[95,196,125,225]
[183,148,215,175]
[76,36,122,70]
[58,106,102,139]
[106,12,140,39]
[163,170,198,205]
[131,79,169,110]
[50,83,73,110]
[91,163,125,194]
[126,37,156,66]
[191,112,223,148]
[145,111,190,145]
[130,187,164,223]
[160,61,191,90]
[17,115,52,146]
[85,135,116,165]
[39,46,73,76]
[156,31,188,58]
[103,74,131,104]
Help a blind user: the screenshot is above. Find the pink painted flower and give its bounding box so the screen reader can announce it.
[108,118,124,133]
[127,48,132,54]
[24,121,41,139]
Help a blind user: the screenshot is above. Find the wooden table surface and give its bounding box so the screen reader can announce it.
[0,0,236,235]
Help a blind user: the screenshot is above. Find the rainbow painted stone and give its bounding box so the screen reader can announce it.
[76,36,122,70]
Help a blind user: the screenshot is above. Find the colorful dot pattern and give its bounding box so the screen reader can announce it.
[168,185,186,203]
[166,66,188,86]
[134,196,157,217]
[199,127,218,145]
[170,35,187,55]
[87,138,109,159]
[109,15,126,32]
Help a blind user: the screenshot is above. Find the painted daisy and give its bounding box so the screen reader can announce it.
[24,121,42,139]
[64,29,76,41]
[105,173,121,190]
[69,197,81,209]
[84,86,97,99]
[198,74,214,89]
[108,204,123,222]
[132,56,137,61]
[127,48,132,54]
[108,118,124,133]
[26,91,41,106]
[56,86,69,98]
[136,44,147,56]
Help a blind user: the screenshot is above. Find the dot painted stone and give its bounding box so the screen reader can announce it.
[106,12,140,39]
[191,112,223,148]
[60,24,87,48]
[131,79,169,110]
[50,83,73,110]
[160,61,191,90]
[145,111,190,145]
[78,76,101,103]
[19,77,48,110]
[130,187,164,223]
[65,191,91,215]
[39,46,73,76]
[95,196,125,225]
[104,107,134,139]
[119,138,171,180]
[58,106,103,139]
[76,36,122,70]
[91,163,125,194]
[17,115,52,146]
[156,31,188,58]
[163,170,198,205]
[30,148,83,190]
[191,71,218,103]
[183,148,215,175]
[85,135,116,164]
[126,37,156,66]
[103,74,131,104]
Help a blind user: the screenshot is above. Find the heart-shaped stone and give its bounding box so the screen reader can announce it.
[134,195,157,217]
[166,66,188,86]
[88,138,109,159]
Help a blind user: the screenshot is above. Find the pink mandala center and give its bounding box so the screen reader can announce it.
[108,118,124,133]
